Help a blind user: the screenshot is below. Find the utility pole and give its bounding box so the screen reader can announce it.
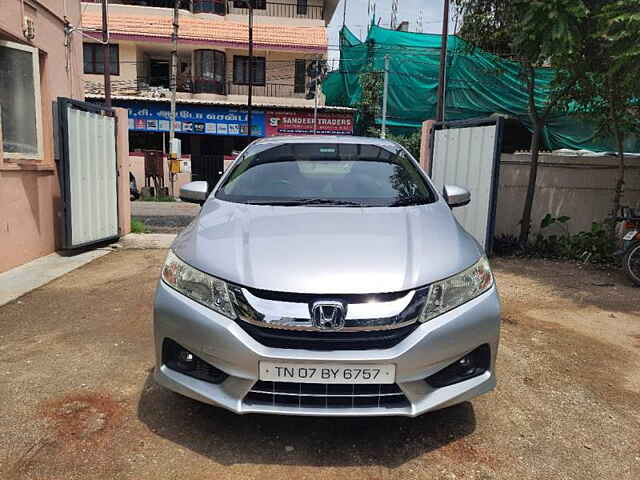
[381,54,389,138]
[169,0,179,146]
[247,0,254,138]
[435,0,449,122]
[101,0,111,108]
[313,57,319,134]
[342,0,347,27]
[169,0,179,197]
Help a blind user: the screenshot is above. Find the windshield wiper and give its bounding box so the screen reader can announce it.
[245,199,307,206]
[297,198,363,206]
[245,198,363,207]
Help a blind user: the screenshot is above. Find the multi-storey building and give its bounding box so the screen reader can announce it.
[80,0,353,185]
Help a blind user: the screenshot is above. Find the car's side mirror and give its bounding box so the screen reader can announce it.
[443,184,471,208]
[180,181,208,205]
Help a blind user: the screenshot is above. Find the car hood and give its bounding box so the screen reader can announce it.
[172,199,483,294]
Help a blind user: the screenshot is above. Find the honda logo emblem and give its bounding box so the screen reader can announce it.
[310,301,346,331]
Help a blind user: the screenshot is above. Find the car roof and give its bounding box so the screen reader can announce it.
[250,135,400,149]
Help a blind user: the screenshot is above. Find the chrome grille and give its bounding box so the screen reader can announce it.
[244,381,409,409]
[235,321,419,350]
[228,284,429,332]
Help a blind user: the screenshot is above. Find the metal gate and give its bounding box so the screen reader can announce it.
[191,154,224,194]
[429,117,504,253]
[58,98,119,249]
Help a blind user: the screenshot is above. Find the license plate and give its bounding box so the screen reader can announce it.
[259,362,396,384]
[623,230,638,241]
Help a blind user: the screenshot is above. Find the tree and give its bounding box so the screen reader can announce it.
[453,0,588,244]
[354,58,423,157]
[387,131,422,160]
[355,70,384,135]
[563,0,640,225]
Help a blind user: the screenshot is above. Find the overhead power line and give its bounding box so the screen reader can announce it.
[390,0,399,30]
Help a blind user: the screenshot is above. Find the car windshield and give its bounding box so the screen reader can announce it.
[215,142,436,207]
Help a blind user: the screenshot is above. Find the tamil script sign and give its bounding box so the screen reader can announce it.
[111,100,354,138]
[122,101,265,137]
[265,111,354,136]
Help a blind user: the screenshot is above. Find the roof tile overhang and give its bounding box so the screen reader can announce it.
[82,13,327,52]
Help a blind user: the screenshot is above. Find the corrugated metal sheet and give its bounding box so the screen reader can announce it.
[67,107,118,246]
[431,125,497,250]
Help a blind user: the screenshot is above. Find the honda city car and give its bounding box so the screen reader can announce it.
[153,136,501,417]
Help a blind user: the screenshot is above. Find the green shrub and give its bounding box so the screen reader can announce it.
[386,131,422,160]
[131,218,149,234]
[365,127,422,161]
[524,213,616,263]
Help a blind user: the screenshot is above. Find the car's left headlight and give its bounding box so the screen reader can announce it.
[420,256,494,322]
[161,250,236,319]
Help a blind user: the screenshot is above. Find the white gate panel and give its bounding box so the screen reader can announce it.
[66,106,118,246]
[431,124,499,250]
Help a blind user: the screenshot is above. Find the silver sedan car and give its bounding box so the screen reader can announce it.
[153,136,501,417]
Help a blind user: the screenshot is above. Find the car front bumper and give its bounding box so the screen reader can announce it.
[153,280,501,417]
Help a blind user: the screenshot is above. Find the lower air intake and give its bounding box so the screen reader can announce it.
[244,381,409,409]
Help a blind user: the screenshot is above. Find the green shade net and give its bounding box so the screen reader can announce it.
[323,25,640,152]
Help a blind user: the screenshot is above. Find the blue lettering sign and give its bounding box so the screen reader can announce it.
[118,100,265,137]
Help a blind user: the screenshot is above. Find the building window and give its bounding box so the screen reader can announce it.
[233,0,266,9]
[192,0,226,15]
[83,43,119,75]
[0,40,43,159]
[233,56,265,86]
[294,59,306,93]
[297,0,308,15]
[194,49,226,94]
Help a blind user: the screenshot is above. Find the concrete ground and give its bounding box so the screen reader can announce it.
[118,233,176,250]
[0,251,639,479]
[131,201,200,233]
[0,249,111,307]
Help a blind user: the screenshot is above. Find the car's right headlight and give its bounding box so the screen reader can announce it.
[161,250,236,319]
[420,256,494,322]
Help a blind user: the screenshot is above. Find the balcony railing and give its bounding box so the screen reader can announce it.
[85,75,307,99]
[82,0,191,8]
[225,81,306,98]
[226,1,324,20]
[82,0,324,19]
[187,78,307,98]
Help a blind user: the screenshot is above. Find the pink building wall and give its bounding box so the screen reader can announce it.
[419,120,436,172]
[0,1,129,273]
[115,109,132,236]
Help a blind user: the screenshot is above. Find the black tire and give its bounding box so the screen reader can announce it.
[623,241,640,286]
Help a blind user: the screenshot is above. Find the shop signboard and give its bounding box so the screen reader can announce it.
[120,101,265,137]
[265,111,354,136]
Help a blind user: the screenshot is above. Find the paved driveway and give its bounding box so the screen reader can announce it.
[0,251,639,479]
